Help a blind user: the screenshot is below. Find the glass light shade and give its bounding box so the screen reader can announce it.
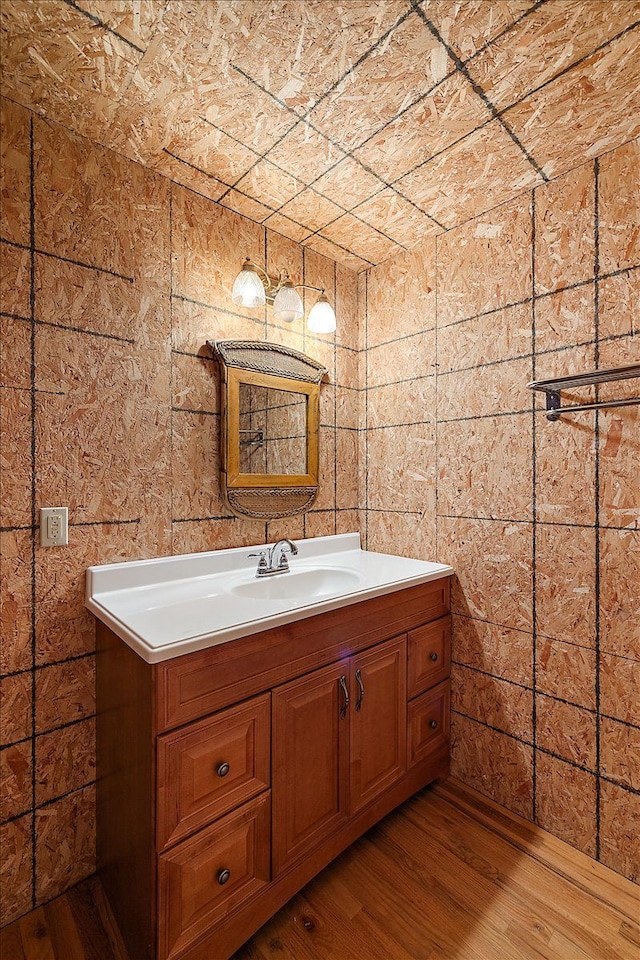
[307,294,336,333]
[272,282,304,323]
[231,261,266,308]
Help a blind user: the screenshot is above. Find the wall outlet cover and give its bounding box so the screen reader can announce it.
[40,506,69,547]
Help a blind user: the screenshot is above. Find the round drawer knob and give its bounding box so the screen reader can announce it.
[430,652,439,662]
[217,762,230,778]
[217,869,231,886]
[429,719,438,730]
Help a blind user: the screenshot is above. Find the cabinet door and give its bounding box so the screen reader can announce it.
[350,635,407,815]
[272,660,349,876]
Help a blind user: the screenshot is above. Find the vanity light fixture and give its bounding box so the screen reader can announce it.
[231,258,337,333]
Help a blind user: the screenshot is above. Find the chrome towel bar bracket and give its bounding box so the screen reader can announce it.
[527,363,640,421]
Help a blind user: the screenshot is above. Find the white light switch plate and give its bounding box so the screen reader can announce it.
[40,507,69,546]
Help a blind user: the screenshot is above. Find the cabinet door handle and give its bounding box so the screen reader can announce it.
[339,675,349,719]
[217,762,230,778]
[354,668,365,712]
[217,868,231,885]
[430,719,438,730]
[430,652,439,662]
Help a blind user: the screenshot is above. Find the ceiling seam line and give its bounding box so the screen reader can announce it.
[198,117,266,162]
[303,221,406,255]
[275,154,443,234]
[177,133,348,227]
[162,149,232,188]
[45,3,632,263]
[498,19,640,122]
[195,116,419,247]
[15,0,609,262]
[216,114,302,202]
[348,68,458,153]
[163,147,315,235]
[298,6,419,121]
[59,0,145,53]
[346,0,550,156]
[228,63,445,229]
[288,133,447,230]
[301,238,376,267]
[291,184,415,250]
[163,158,374,263]
[221,65,347,204]
[272,113,448,230]
[231,0,547,173]
[200,109,432,249]
[163,148,326,238]
[463,0,550,66]
[406,15,640,188]
[409,0,549,182]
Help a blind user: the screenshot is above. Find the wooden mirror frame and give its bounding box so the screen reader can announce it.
[226,368,317,488]
[209,340,327,520]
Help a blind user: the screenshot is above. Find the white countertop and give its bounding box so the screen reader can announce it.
[86,533,453,664]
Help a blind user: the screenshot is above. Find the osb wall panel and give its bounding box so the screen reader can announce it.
[0,97,360,925]
[363,136,639,884]
[360,238,438,561]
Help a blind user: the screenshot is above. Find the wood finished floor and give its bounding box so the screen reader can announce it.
[1,778,638,960]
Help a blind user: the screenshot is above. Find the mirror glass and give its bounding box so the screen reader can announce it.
[238,384,308,476]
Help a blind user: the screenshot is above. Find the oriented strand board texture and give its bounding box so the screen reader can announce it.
[362,136,640,884]
[0,98,360,925]
[1,1,639,924]
[1,0,639,267]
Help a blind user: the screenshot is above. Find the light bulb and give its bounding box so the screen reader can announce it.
[273,281,304,324]
[307,294,336,333]
[231,259,266,308]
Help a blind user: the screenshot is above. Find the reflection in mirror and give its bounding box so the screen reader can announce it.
[238,385,308,476]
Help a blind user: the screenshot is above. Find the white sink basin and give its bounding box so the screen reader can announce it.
[229,567,361,601]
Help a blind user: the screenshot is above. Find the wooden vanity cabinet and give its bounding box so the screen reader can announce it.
[97,577,451,960]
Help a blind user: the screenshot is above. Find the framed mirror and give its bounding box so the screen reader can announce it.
[210,341,327,519]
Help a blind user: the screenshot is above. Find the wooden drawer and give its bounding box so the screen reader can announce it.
[407,616,451,699]
[157,694,270,850]
[407,680,450,767]
[158,791,270,960]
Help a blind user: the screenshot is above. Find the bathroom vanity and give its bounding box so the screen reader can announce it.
[87,535,452,960]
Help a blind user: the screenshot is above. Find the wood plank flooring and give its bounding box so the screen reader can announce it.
[2,778,638,960]
[0,873,128,960]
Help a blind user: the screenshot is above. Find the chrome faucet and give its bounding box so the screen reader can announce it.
[249,539,299,577]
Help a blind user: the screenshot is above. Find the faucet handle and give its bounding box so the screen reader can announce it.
[248,550,268,573]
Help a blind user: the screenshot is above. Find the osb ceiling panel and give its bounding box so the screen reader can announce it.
[1,0,639,270]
